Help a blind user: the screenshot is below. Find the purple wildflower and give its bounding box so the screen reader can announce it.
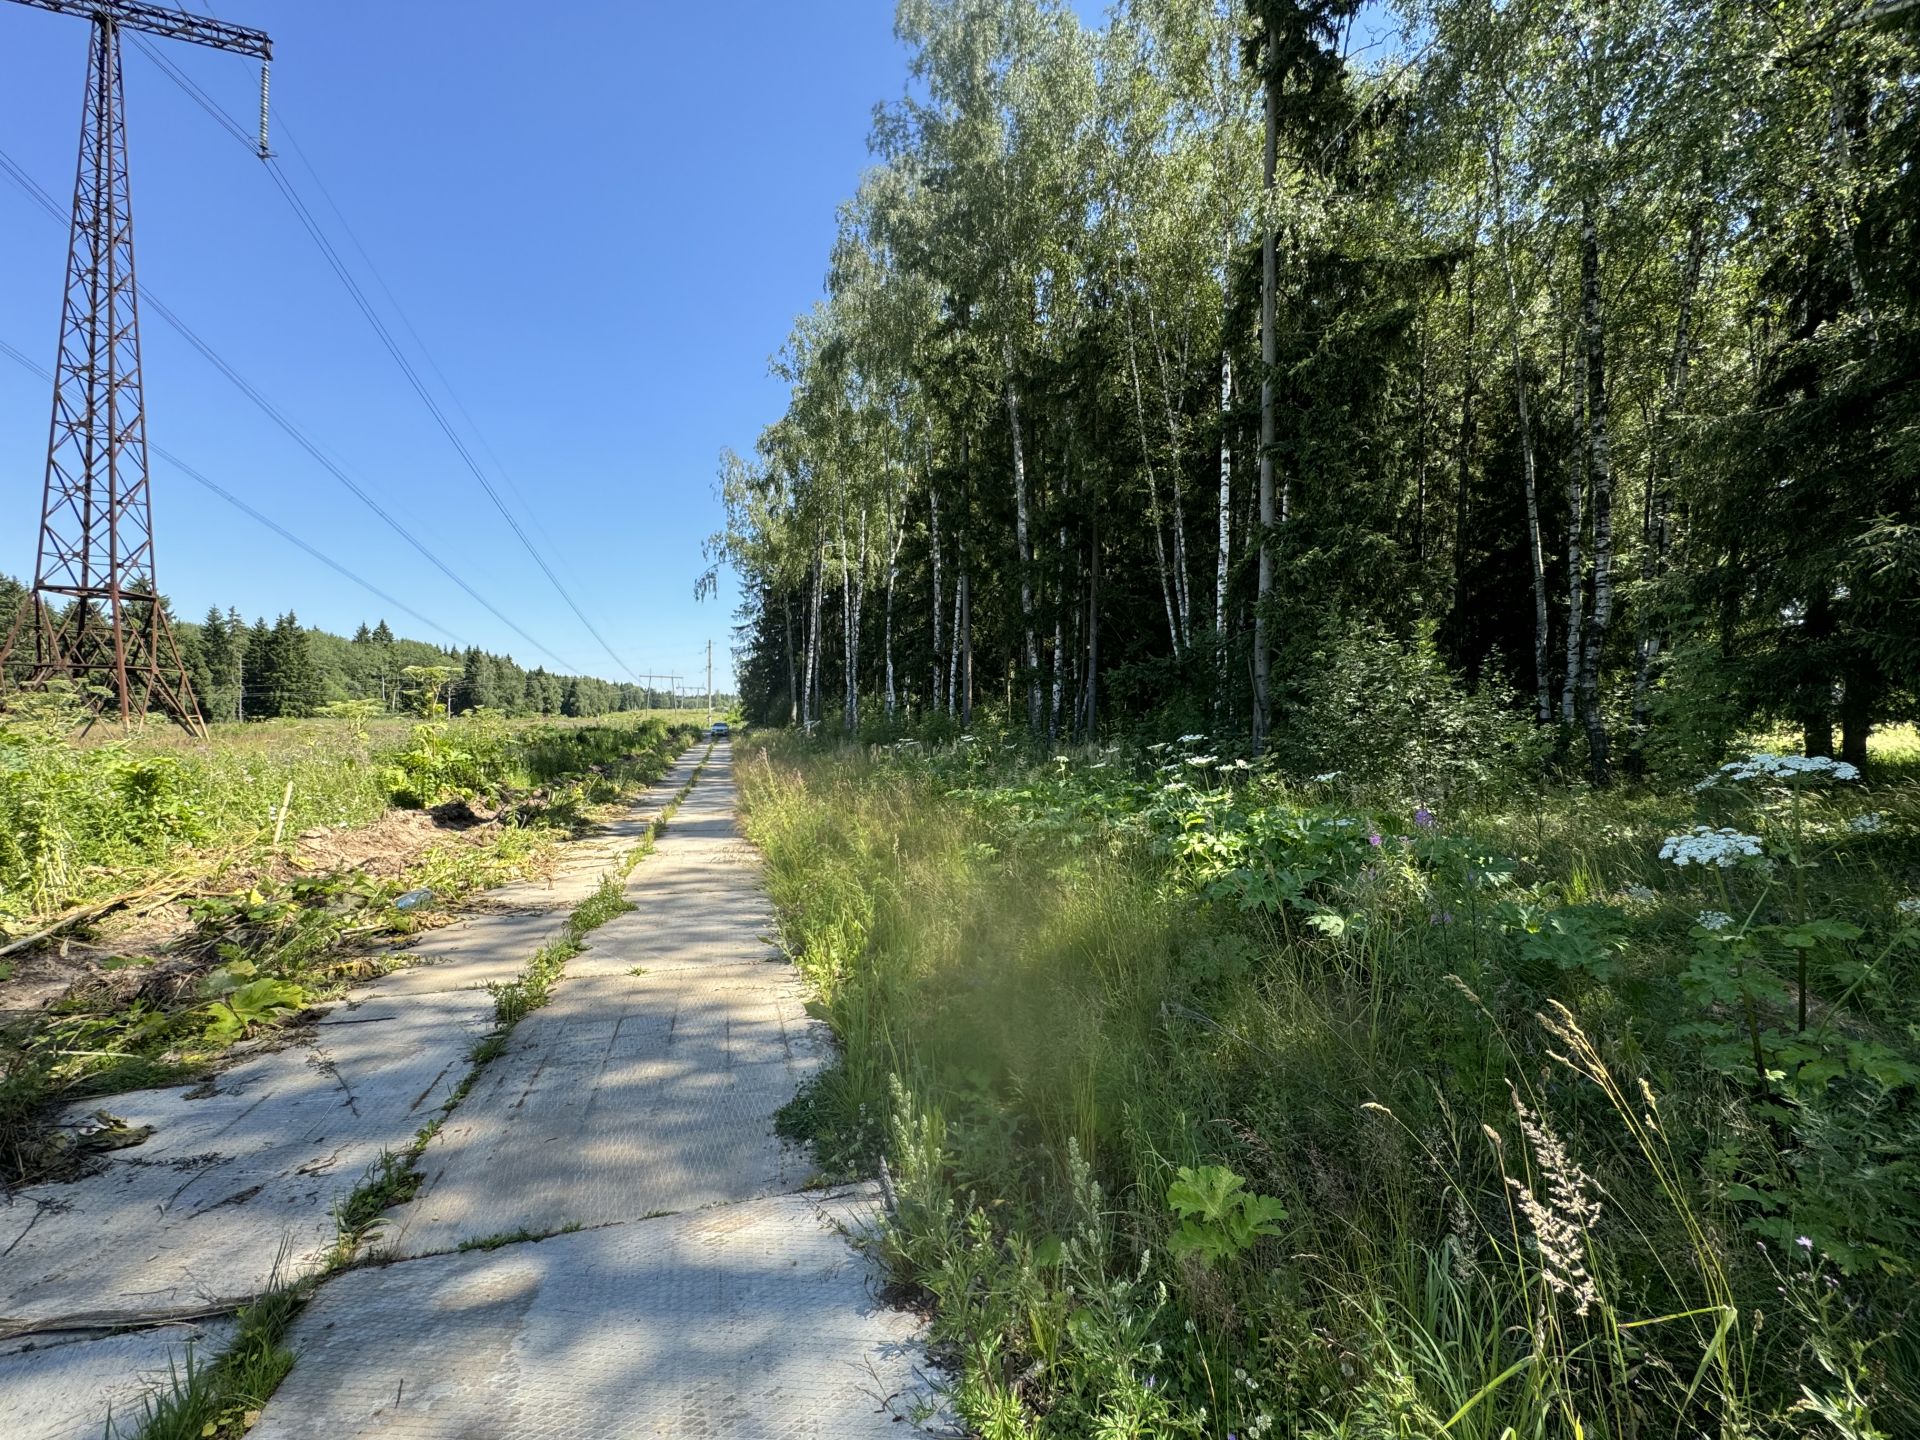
[1367,831,1382,847]
[1414,806,1435,829]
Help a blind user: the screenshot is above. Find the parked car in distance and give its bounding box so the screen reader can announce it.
[711,721,730,737]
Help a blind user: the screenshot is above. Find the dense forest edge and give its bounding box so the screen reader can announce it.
[712,0,1920,1435]
[0,571,694,722]
[710,0,1917,778]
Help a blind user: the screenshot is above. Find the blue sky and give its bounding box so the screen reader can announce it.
[0,1,939,693]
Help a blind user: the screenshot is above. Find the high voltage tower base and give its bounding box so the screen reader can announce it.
[0,0,273,738]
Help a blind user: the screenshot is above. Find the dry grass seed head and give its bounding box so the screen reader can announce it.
[1505,1083,1603,1318]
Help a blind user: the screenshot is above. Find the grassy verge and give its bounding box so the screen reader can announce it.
[115,745,710,1440]
[740,731,1919,1439]
[0,700,702,929]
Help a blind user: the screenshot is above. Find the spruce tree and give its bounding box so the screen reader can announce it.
[270,612,324,718]
[241,617,272,720]
[454,647,486,713]
[199,606,237,721]
[0,573,25,647]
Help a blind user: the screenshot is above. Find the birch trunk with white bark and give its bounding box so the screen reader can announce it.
[1253,55,1277,754]
[1576,198,1615,783]
[1004,362,1041,735]
[1489,131,1551,725]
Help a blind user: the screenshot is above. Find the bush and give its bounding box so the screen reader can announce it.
[1273,620,1547,802]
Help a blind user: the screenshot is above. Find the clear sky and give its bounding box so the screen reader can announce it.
[0,1,943,694]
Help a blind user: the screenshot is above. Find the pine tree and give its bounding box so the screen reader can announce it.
[270,612,324,718]
[199,606,237,722]
[241,616,272,720]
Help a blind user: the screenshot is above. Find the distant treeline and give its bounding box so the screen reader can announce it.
[0,574,708,723]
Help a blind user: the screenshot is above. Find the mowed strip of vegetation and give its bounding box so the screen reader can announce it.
[741,729,1920,1439]
[1,707,701,1185]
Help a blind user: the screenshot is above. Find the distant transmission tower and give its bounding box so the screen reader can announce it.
[0,1,273,737]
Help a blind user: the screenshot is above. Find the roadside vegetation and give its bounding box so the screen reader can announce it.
[0,701,700,1186]
[744,720,1920,1439]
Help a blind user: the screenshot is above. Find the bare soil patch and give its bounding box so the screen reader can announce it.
[0,809,510,1022]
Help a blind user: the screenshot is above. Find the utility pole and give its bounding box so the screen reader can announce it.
[0,0,274,738]
[706,639,712,723]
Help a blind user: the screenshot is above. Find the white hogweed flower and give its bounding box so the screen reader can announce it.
[1897,897,1920,921]
[1696,910,1734,932]
[1849,812,1885,834]
[1694,752,1862,791]
[1659,826,1763,867]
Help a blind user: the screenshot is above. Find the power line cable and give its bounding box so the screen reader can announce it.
[143,12,598,639]
[122,36,648,686]
[0,145,586,673]
[257,163,647,685]
[272,110,573,571]
[0,336,464,644]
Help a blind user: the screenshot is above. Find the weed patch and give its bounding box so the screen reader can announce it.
[114,1252,305,1440]
[741,730,1920,1439]
[455,1221,582,1253]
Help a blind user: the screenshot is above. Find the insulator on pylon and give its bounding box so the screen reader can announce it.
[257,63,272,158]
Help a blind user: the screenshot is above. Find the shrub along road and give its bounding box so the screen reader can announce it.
[0,740,930,1439]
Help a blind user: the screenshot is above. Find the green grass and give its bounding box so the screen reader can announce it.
[112,1266,305,1440]
[455,1221,582,1253]
[741,730,1920,1439]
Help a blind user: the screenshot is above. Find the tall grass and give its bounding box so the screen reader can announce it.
[742,732,1918,1439]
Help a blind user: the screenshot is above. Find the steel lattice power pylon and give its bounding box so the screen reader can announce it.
[0,1,272,737]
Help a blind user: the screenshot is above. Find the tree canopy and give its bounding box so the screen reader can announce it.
[712,0,1920,780]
